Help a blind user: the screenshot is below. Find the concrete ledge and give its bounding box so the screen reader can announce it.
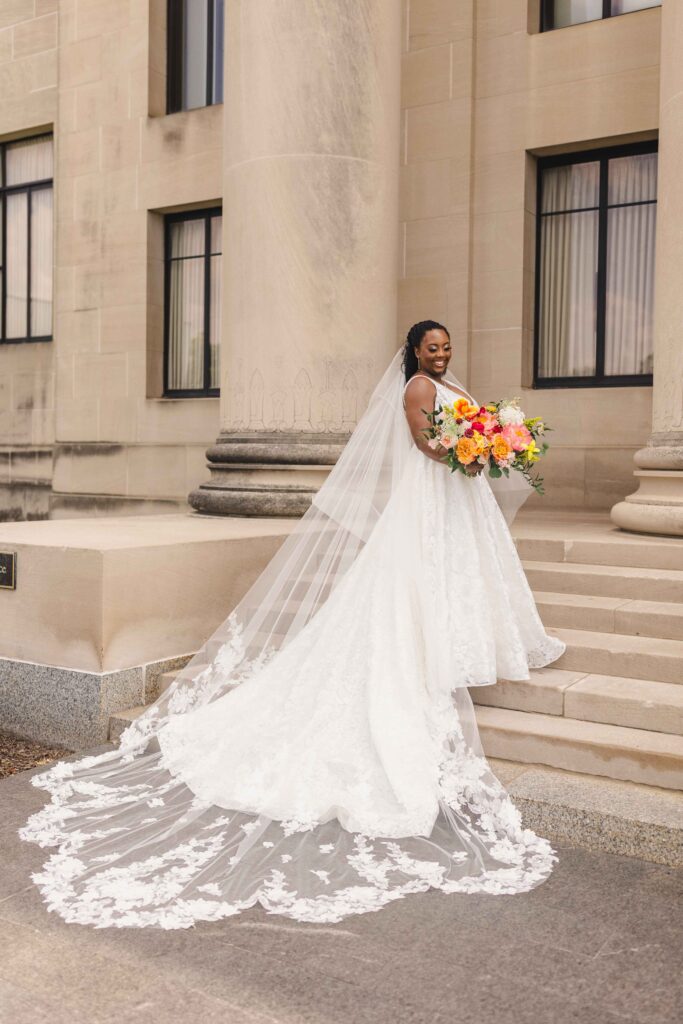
[0,513,294,746]
[0,651,194,750]
[0,514,294,674]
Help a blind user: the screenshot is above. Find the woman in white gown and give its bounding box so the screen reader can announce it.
[18,321,566,928]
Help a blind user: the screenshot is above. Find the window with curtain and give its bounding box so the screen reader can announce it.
[164,208,221,396]
[167,0,224,113]
[0,133,53,344]
[534,142,657,387]
[541,0,660,30]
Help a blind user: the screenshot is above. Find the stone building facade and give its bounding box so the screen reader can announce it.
[0,1,680,533]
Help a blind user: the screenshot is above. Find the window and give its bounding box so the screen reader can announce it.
[167,0,224,113]
[534,141,657,387]
[0,133,53,343]
[541,1,660,30]
[164,208,221,396]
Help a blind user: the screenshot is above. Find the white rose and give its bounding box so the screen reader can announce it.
[498,405,525,427]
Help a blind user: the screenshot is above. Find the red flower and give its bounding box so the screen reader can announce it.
[464,427,474,437]
[492,423,502,433]
[471,421,485,433]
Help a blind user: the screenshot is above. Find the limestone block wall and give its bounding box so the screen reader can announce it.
[51,0,220,518]
[471,2,660,509]
[398,0,474,384]
[403,0,661,509]
[0,1,58,519]
[0,1,665,518]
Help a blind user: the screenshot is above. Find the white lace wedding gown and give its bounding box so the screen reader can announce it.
[18,369,566,929]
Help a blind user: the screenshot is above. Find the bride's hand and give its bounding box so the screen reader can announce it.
[464,461,485,477]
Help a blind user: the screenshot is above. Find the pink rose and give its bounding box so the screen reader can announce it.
[501,423,532,452]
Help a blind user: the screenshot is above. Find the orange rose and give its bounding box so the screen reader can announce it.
[453,398,480,420]
[492,434,513,462]
[456,436,478,465]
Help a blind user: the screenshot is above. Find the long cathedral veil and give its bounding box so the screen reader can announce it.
[18,346,551,929]
[107,344,534,754]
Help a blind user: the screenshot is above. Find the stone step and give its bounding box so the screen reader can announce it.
[564,674,683,736]
[108,706,146,744]
[470,668,585,716]
[476,706,683,790]
[514,533,683,572]
[471,670,683,736]
[158,670,178,695]
[523,559,683,602]
[534,590,683,641]
[490,758,683,869]
[550,627,683,685]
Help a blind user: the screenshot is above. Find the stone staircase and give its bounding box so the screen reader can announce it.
[109,512,683,793]
[471,519,683,791]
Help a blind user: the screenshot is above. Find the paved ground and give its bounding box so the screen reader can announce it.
[1,752,682,1024]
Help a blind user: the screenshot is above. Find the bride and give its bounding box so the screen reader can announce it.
[19,320,566,929]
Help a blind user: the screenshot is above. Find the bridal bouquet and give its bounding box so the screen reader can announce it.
[423,396,550,494]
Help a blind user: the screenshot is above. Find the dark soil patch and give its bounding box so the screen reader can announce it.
[0,730,67,779]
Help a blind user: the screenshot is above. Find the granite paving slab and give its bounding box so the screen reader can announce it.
[1,747,681,1024]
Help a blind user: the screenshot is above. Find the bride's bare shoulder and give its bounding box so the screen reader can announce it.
[402,374,437,414]
[403,374,436,398]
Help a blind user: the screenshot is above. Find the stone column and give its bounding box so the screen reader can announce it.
[190,0,401,516]
[610,0,683,536]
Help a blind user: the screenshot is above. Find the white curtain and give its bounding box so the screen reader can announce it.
[611,1,660,15]
[212,0,224,104]
[167,215,222,391]
[183,0,209,110]
[538,161,599,378]
[168,218,205,391]
[605,153,657,375]
[4,135,53,340]
[550,0,660,25]
[6,192,28,339]
[551,0,602,27]
[538,153,656,379]
[6,134,53,186]
[31,188,53,337]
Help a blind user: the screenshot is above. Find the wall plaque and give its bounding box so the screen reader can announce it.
[0,552,16,590]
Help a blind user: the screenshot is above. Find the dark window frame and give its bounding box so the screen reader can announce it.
[533,139,657,390]
[166,0,223,114]
[0,130,53,346]
[541,1,660,32]
[163,207,221,398]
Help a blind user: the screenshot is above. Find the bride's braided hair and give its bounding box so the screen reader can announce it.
[402,320,450,381]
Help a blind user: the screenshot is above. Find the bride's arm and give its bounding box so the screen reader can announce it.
[403,378,483,474]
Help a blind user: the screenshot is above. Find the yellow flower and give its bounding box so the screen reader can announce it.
[473,433,489,456]
[523,440,540,463]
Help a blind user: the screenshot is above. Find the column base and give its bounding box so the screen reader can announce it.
[610,468,683,537]
[188,432,349,517]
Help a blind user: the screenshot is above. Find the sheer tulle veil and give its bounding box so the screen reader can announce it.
[103,345,534,754]
[18,345,553,929]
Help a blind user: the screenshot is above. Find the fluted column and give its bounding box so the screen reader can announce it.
[611,0,683,536]
[190,0,400,516]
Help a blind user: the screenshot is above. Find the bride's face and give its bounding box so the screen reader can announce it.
[415,329,452,377]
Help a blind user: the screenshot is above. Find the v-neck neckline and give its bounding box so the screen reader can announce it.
[413,373,477,407]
